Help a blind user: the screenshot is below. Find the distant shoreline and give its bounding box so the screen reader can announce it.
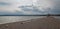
[0,14,60,16]
[0,15,60,16]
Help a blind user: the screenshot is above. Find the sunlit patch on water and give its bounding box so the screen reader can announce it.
[0,16,46,24]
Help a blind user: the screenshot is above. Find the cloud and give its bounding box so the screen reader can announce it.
[19,5,47,15]
[0,0,60,15]
[48,0,60,14]
[0,11,24,15]
[0,2,10,6]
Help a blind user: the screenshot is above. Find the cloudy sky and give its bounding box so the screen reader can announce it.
[0,0,60,15]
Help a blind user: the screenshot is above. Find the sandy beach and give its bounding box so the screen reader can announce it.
[0,16,60,29]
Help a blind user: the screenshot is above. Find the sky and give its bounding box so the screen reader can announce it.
[0,0,60,15]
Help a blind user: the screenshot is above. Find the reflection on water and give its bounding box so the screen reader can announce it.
[0,16,46,24]
[0,16,60,24]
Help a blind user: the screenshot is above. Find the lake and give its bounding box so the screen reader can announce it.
[0,16,60,24]
[0,16,46,24]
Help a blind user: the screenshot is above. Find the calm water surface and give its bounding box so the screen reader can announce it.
[0,16,60,24]
[0,16,46,24]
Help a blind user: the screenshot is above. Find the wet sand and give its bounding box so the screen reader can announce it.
[0,16,60,29]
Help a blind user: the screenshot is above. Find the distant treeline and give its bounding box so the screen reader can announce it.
[0,14,60,16]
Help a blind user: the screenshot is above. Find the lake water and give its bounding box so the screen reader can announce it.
[0,16,60,24]
[0,16,46,24]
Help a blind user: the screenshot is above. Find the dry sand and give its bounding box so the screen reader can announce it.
[0,16,60,29]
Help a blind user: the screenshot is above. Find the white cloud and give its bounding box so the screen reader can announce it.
[0,0,60,15]
[0,0,22,13]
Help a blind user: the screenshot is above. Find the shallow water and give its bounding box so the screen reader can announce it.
[0,16,60,24]
[0,16,46,24]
